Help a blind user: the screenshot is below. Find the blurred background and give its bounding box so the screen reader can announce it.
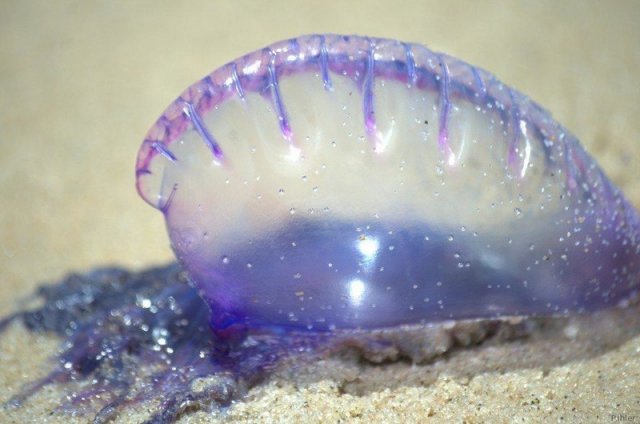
[1,0,638,315]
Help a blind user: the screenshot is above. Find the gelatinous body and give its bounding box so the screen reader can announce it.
[135,34,640,333]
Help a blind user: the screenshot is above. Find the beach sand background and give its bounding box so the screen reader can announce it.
[0,1,639,422]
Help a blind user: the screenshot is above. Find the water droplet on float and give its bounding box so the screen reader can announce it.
[221,255,230,264]
[152,327,169,346]
[514,208,522,217]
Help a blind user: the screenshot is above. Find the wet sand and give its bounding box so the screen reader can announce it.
[1,1,639,422]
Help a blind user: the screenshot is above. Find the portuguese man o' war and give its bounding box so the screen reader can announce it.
[136,34,640,334]
[2,35,639,422]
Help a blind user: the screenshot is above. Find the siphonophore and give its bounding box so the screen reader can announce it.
[136,34,639,334]
[2,34,639,422]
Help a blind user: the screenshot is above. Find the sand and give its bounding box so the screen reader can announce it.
[0,1,639,422]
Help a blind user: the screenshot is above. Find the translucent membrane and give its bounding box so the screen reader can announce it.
[135,34,640,332]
